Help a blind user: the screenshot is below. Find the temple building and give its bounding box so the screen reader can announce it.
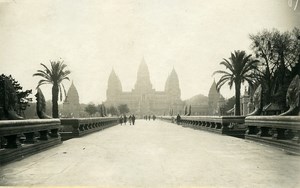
[61,81,80,118]
[105,59,184,117]
[208,80,225,115]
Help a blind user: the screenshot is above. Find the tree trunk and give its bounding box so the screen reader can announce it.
[52,84,59,118]
[235,81,241,116]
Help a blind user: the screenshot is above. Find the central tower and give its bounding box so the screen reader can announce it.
[133,58,153,94]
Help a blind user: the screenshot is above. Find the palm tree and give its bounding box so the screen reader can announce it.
[213,50,259,115]
[33,60,71,118]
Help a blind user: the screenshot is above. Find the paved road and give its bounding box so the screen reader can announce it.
[1,120,300,187]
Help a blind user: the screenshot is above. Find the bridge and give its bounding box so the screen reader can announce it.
[1,118,300,187]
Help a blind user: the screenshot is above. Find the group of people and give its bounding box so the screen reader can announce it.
[143,115,156,121]
[119,114,136,125]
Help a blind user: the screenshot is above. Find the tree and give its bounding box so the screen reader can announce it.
[214,51,259,115]
[96,104,107,117]
[85,104,97,116]
[117,104,129,114]
[223,96,236,113]
[102,104,107,116]
[33,60,70,118]
[107,105,118,116]
[249,28,300,109]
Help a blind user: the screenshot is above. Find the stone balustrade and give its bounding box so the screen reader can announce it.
[158,116,175,123]
[0,119,62,164]
[158,116,246,138]
[245,116,300,155]
[60,117,119,141]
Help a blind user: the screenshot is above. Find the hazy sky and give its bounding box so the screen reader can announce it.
[0,0,299,104]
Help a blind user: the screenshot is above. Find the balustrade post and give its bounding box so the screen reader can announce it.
[292,130,300,143]
[215,123,222,129]
[49,129,59,138]
[257,127,271,137]
[272,128,287,140]
[79,124,84,131]
[221,123,229,130]
[284,129,294,140]
[4,135,20,148]
[38,130,49,140]
[246,126,257,135]
[23,132,36,144]
[210,122,216,128]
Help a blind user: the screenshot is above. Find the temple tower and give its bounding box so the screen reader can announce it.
[106,69,122,103]
[165,68,181,115]
[62,81,80,117]
[165,68,181,100]
[208,80,221,115]
[133,58,153,94]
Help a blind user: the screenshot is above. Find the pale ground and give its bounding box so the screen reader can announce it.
[0,120,300,188]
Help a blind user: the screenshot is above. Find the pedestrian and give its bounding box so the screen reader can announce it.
[148,115,151,121]
[129,115,132,125]
[124,114,127,125]
[176,114,181,125]
[152,115,156,121]
[132,114,136,125]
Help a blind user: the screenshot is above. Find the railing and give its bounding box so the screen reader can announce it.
[158,116,246,138]
[60,117,119,141]
[158,116,175,123]
[0,119,62,164]
[245,116,300,155]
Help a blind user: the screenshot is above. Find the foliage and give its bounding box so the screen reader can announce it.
[249,28,300,109]
[223,96,236,113]
[0,74,32,116]
[107,105,118,116]
[97,104,103,117]
[85,103,97,116]
[117,104,130,114]
[213,50,259,115]
[33,60,71,118]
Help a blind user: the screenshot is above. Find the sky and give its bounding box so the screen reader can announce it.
[0,0,299,104]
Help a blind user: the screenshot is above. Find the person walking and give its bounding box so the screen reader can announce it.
[152,115,156,121]
[124,114,127,125]
[176,114,181,125]
[128,115,132,125]
[132,114,136,125]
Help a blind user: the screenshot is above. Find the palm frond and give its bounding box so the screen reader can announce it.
[213,70,231,76]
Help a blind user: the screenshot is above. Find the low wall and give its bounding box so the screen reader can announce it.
[245,116,300,155]
[0,119,62,165]
[60,117,119,141]
[158,116,246,138]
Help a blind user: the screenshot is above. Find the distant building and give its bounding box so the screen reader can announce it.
[184,94,209,115]
[184,80,224,116]
[105,58,184,117]
[208,80,224,115]
[62,81,80,118]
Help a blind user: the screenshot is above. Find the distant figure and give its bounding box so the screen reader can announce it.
[152,115,156,121]
[124,115,127,125]
[176,114,181,125]
[119,115,123,125]
[132,114,136,125]
[148,115,151,121]
[129,115,132,125]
